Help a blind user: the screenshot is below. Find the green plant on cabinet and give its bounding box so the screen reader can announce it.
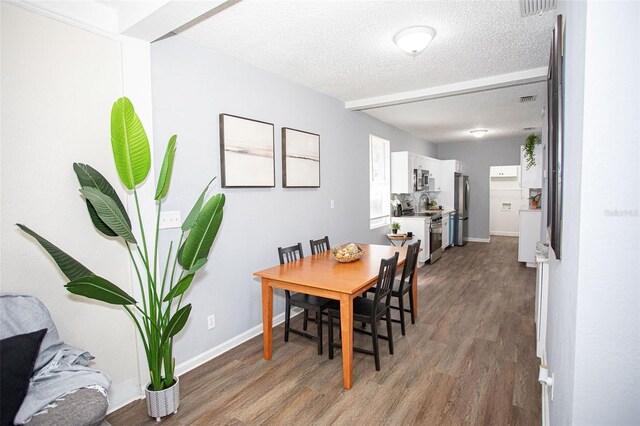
[17,97,225,392]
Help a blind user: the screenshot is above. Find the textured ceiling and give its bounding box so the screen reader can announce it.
[176,0,555,102]
[365,81,547,143]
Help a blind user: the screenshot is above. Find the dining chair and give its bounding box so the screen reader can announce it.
[278,243,332,355]
[309,236,330,255]
[365,240,420,335]
[327,252,399,371]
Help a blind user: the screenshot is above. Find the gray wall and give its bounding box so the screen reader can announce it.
[437,139,523,240]
[150,35,436,365]
[547,1,640,424]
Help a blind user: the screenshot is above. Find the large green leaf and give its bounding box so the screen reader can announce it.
[162,274,194,302]
[161,304,192,343]
[155,135,177,201]
[181,177,216,232]
[65,275,136,305]
[73,163,130,236]
[179,193,225,270]
[80,187,137,244]
[17,224,93,281]
[110,97,151,189]
[186,258,207,274]
[73,163,130,224]
[84,200,117,237]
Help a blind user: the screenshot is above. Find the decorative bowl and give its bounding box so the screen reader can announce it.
[330,243,364,263]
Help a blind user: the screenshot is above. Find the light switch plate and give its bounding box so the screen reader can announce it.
[159,211,181,229]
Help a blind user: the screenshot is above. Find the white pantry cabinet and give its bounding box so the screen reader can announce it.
[521,145,543,188]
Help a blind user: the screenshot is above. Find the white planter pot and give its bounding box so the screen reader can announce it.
[145,377,180,422]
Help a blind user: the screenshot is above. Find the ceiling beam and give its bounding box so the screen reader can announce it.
[9,0,238,43]
[344,67,548,111]
[121,0,236,42]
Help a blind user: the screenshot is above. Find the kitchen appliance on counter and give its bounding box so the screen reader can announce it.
[454,173,470,246]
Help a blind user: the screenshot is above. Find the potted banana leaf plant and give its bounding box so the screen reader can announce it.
[17,97,224,421]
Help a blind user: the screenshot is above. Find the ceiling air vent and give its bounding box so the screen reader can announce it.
[520,0,557,17]
[523,127,537,132]
[520,95,537,103]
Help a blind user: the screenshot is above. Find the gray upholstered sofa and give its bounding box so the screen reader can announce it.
[0,294,110,426]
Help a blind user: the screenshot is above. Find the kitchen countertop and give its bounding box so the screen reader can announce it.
[395,208,456,220]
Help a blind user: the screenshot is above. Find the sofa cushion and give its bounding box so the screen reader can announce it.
[0,329,47,426]
[25,389,108,426]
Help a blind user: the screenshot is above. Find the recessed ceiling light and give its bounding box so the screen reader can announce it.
[393,26,437,56]
[470,129,489,138]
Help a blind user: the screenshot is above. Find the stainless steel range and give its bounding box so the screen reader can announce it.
[429,214,443,263]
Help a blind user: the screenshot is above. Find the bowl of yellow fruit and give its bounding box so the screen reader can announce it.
[330,243,364,263]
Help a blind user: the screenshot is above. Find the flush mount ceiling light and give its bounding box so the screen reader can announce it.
[470,129,489,138]
[393,26,437,56]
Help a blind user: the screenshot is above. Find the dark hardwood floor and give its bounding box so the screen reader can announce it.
[108,236,540,425]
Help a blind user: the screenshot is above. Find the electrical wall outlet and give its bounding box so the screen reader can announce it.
[207,314,216,330]
[159,211,181,229]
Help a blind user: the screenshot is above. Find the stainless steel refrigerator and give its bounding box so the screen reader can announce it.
[454,173,469,246]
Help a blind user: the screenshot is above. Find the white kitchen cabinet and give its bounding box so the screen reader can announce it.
[394,217,430,264]
[521,145,543,188]
[518,210,542,266]
[438,160,457,209]
[490,165,519,178]
[412,154,427,171]
[442,216,449,248]
[391,151,413,194]
[426,158,442,191]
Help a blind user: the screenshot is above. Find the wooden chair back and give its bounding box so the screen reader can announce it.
[372,252,399,313]
[278,243,304,265]
[398,240,421,290]
[309,236,330,255]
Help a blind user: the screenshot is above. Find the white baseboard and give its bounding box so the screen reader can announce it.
[107,378,144,413]
[465,237,491,243]
[174,309,297,376]
[490,231,519,237]
[106,308,301,414]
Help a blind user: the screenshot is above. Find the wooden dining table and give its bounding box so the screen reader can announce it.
[253,243,417,389]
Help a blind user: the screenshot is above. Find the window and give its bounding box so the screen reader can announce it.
[369,134,390,229]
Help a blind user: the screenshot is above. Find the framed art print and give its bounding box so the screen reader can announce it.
[282,127,320,188]
[219,114,275,188]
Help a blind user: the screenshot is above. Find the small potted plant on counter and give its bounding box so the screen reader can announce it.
[530,193,541,209]
[390,222,401,234]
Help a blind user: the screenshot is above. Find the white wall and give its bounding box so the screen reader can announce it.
[149,35,436,369]
[0,3,140,408]
[571,1,640,422]
[546,1,640,423]
[545,4,586,423]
